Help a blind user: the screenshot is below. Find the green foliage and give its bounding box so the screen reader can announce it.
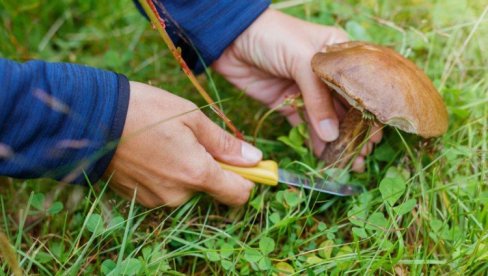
[1,0,487,274]
[101,260,116,275]
[120,258,142,275]
[379,167,407,206]
[345,20,372,41]
[278,123,315,165]
[365,212,389,231]
[30,192,64,215]
[282,190,303,207]
[86,214,104,235]
[318,240,334,259]
[274,261,295,274]
[394,199,416,216]
[259,236,275,255]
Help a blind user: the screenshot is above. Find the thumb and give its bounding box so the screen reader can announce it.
[187,112,262,166]
[295,64,339,142]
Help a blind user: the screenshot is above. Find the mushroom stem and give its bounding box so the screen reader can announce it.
[320,108,373,168]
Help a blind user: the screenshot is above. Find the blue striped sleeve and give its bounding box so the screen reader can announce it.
[0,59,130,184]
[136,0,271,73]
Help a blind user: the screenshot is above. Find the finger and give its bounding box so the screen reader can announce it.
[294,64,339,142]
[109,179,165,208]
[370,124,383,144]
[360,143,373,156]
[332,96,348,121]
[351,156,365,173]
[187,112,262,166]
[279,86,303,126]
[309,125,325,157]
[286,111,303,127]
[198,156,255,206]
[266,83,303,126]
[156,188,194,208]
[301,111,326,157]
[163,134,255,206]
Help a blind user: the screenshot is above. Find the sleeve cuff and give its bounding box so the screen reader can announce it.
[144,0,271,74]
[85,74,130,184]
[191,1,271,73]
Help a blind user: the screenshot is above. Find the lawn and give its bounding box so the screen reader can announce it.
[1,0,487,275]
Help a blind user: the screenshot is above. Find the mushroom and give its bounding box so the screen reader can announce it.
[311,41,448,168]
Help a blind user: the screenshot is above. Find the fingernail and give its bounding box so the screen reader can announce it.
[241,142,262,163]
[319,119,339,141]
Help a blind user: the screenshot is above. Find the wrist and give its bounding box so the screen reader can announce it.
[220,9,284,69]
[96,74,130,182]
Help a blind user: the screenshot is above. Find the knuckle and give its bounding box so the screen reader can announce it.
[165,201,180,208]
[227,181,253,206]
[182,100,198,111]
[186,107,205,124]
[217,131,239,155]
[233,194,249,206]
[233,189,251,206]
[327,28,349,43]
[139,197,161,209]
[187,163,213,186]
[180,101,200,118]
[308,91,328,102]
[165,192,192,207]
[306,94,331,110]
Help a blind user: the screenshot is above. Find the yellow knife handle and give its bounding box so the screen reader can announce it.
[218,160,279,186]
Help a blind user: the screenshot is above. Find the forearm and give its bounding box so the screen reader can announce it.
[0,58,130,184]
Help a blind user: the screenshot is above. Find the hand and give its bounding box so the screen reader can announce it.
[104,81,262,208]
[213,9,382,172]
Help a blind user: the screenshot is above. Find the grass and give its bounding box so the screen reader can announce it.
[1,0,487,274]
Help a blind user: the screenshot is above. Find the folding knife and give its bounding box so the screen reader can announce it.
[219,160,363,196]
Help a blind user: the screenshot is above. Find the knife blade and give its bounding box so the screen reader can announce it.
[218,160,363,196]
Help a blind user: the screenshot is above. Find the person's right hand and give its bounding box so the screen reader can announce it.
[104,81,262,208]
[213,9,382,172]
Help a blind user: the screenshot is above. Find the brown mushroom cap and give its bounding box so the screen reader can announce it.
[311,41,448,138]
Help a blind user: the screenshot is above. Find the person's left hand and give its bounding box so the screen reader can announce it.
[213,9,382,172]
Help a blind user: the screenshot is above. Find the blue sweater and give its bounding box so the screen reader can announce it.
[0,0,270,184]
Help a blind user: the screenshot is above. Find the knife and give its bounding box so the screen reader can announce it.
[219,160,363,196]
